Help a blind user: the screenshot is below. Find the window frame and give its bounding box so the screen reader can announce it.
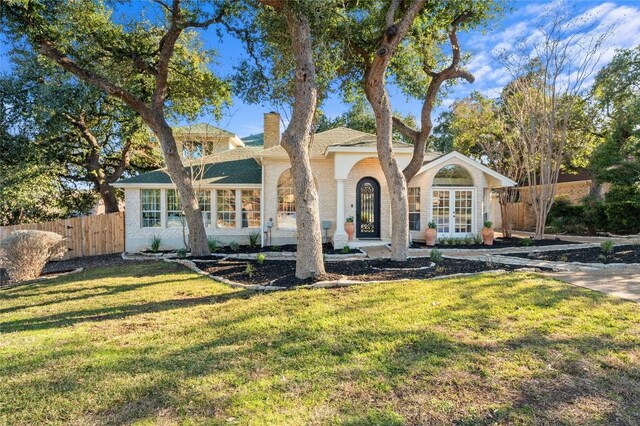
[140,189,162,228]
[241,189,261,228]
[216,189,236,228]
[277,170,296,230]
[408,187,421,231]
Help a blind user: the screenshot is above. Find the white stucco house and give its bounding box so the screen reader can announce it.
[114,112,516,252]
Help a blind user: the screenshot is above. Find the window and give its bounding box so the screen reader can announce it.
[408,187,420,231]
[141,189,161,228]
[182,140,204,159]
[198,190,212,227]
[433,165,473,186]
[166,189,184,227]
[277,169,296,229]
[216,189,236,228]
[241,190,261,228]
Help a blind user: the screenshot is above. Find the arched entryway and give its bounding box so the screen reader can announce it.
[356,177,380,238]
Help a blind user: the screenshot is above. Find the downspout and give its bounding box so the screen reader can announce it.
[260,156,265,248]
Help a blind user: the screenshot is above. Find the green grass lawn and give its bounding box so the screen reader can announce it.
[0,262,639,425]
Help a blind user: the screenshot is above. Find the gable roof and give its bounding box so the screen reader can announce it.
[114,147,262,186]
[173,123,236,138]
[417,151,517,187]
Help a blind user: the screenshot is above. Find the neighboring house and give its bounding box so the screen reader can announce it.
[114,112,516,252]
[488,168,605,231]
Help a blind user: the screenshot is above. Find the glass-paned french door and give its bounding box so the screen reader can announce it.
[431,189,474,237]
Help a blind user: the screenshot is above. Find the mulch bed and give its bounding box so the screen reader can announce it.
[209,243,361,255]
[43,253,151,274]
[505,245,640,264]
[411,236,577,250]
[193,257,520,288]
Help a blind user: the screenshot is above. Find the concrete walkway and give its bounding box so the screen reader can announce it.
[543,269,640,302]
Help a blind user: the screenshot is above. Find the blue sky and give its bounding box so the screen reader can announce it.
[2,0,639,138]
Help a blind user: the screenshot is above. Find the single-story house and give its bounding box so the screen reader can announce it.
[114,112,516,252]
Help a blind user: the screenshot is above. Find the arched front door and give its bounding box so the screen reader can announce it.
[356,177,381,238]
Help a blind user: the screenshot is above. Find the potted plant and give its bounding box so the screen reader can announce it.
[425,221,437,246]
[344,216,355,241]
[482,221,494,246]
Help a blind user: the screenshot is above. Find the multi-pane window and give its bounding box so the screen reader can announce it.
[408,187,421,231]
[241,190,261,228]
[216,189,236,228]
[198,190,212,227]
[141,189,161,228]
[277,169,296,229]
[166,189,183,228]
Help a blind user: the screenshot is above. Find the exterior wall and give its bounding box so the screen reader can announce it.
[262,158,336,245]
[124,186,261,252]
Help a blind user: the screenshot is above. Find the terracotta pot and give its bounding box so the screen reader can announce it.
[482,227,494,246]
[425,228,437,246]
[344,222,355,241]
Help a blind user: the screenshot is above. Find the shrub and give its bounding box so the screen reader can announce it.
[270,245,280,252]
[602,186,640,234]
[0,230,66,283]
[248,232,260,248]
[483,221,493,228]
[149,235,162,252]
[229,241,240,252]
[430,248,443,261]
[519,238,534,247]
[256,253,266,264]
[207,237,221,252]
[427,221,437,229]
[245,263,254,278]
[600,240,615,255]
[176,248,187,258]
[473,234,483,245]
[341,246,351,254]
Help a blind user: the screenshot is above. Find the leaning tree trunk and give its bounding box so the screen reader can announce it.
[151,118,210,256]
[279,4,325,279]
[97,182,121,213]
[365,77,409,261]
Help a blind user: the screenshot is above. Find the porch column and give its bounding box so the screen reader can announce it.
[333,178,349,247]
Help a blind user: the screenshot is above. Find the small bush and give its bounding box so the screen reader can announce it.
[559,255,569,262]
[149,235,162,252]
[248,232,260,248]
[207,237,221,252]
[473,234,483,245]
[229,241,240,252]
[483,221,493,229]
[270,245,280,252]
[341,246,351,254]
[600,240,614,255]
[256,253,266,264]
[0,230,66,283]
[245,263,254,278]
[520,238,534,247]
[430,248,443,261]
[176,248,188,258]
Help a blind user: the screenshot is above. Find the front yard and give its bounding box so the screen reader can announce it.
[1,261,639,425]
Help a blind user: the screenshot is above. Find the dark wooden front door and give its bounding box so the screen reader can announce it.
[356,177,381,238]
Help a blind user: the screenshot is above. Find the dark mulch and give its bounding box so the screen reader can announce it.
[43,253,150,274]
[193,257,520,288]
[210,242,360,255]
[505,245,640,264]
[411,236,577,250]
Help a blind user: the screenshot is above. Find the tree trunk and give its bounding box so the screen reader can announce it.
[151,118,209,256]
[365,79,409,261]
[498,188,512,238]
[279,4,325,279]
[98,182,120,213]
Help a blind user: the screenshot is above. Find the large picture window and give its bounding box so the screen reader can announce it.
[216,189,236,228]
[141,189,161,228]
[277,169,296,229]
[166,189,183,228]
[241,190,261,228]
[198,190,212,227]
[408,187,420,231]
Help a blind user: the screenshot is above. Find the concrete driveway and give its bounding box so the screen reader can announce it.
[543,269,640,302]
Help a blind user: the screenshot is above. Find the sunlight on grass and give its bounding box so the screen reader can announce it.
[0,262,638,425]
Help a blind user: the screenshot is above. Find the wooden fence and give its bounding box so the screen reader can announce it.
[0,212,125,260]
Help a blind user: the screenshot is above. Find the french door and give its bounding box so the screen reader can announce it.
[431,189,474,237]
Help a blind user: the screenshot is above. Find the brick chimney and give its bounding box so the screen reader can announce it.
[263,112,280,149]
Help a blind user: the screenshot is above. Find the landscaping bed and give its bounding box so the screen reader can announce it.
[209,242,361,255]
[193,257,519,288]
[43,253,152,274]
[505,244,640,264]
[411,236,576,250]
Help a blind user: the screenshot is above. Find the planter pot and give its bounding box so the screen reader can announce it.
[482,227,495,246]
[344,222,355,241]
[425,228,437,246]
